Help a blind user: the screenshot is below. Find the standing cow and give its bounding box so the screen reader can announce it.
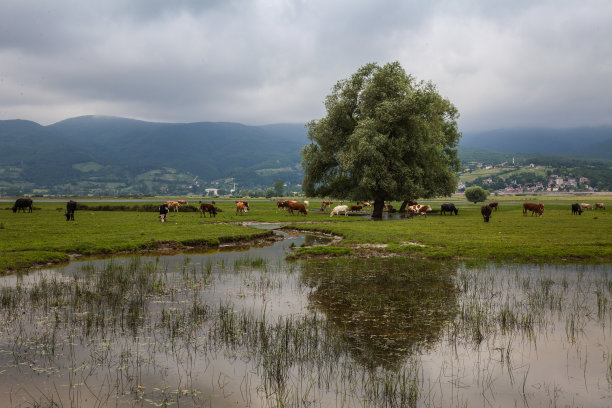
[12,198,33,213]
[287,201,308,216]
[488,202,499,211]
[236,200,250,211]
[523,202,544,217]
[481,205,492,222]
[330,205,349,217]
[159,203,169,222]
[406,204,431,217]
[66,200,77,221]
[236,201,248,215]
[571,203,583,215]
[595,203,606,210]
[441,203,458,215]
[320,201,333,212]
[199,203,217,217]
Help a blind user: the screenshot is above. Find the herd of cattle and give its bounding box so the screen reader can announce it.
[8,198,607,224]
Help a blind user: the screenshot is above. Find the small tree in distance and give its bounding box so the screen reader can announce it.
[274,180,285,197]
[464,186,488,203]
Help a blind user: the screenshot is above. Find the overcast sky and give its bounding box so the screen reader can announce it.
[1,0,611,132]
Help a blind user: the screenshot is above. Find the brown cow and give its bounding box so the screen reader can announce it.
[595,203,606,210]
[488,202,498,211]
[277,200,290,211]
[320,200,333,211]
[481,205,492,222]
[199,203,217,217]
[166,201,180,212]
[236,201,248,215]
[350,205,363,212]
[523,202,544,217]
[235,200,250,210]
[177,200,188,205]
[287,201,308,216]
[580,203,592,210]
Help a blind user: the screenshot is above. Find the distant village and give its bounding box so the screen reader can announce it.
[459,161,598,195]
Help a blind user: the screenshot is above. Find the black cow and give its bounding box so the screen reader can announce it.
[12,198,33,213]
[481,205,492,222]
[159,203,169,222]
[441,203,458,215]
[66,200,77,221]
[571,203,582,215]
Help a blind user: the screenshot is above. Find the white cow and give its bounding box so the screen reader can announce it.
[330,205,349,217]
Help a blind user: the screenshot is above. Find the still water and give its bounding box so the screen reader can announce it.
[0,230,610,407]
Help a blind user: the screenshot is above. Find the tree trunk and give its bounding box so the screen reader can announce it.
[399,200,409,213]
[372,198,385,219]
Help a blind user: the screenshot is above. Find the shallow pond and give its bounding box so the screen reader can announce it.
[0,230,610,407]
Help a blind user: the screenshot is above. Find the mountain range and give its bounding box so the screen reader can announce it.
[1,116,611,195]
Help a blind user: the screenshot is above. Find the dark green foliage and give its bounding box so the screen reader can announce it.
[302,62,461,217]
[464,186,488,203]
[0,116,308,193]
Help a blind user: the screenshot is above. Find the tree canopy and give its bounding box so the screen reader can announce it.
[301,62,461,217]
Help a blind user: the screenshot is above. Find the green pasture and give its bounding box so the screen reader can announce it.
[289,197,612,263]
[1,196,611,274]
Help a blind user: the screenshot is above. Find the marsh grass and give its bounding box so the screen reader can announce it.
[0,225,610,406]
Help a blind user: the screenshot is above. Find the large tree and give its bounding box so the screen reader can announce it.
[301,62,461,218]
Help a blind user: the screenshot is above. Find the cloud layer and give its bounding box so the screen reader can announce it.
[1,0,611,131]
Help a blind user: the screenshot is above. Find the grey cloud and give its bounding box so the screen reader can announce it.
[0,0,610,131]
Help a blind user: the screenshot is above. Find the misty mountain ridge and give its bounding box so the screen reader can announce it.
[1,116,611,195]
[460,126,612,160]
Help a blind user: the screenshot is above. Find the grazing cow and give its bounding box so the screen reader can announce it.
[350,205,363,212]
[320,201,333,212]
[287,201,308,216]
[236,200,250,211]
[523,202,544,217]
[277,200,290,211]
[595,203,605,210]
[12,198,33,213]
[330,205,349,217]
[580,203,592,210]
[65,200,77,221]
[481,205,492,222]
[199,203,217,218]
[177,200,187,205]
[488,202,499,211]
[236,201,248,215]
[167,201,180,212]
[571,203,583,215]
[441,203,458,215]
[406,204,431,216]
[159,203,169,222]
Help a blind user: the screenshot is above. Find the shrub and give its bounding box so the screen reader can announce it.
[465,186,488,203]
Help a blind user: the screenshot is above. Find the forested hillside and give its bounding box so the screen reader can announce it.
[1,117,611,196]
[0,116,308,196]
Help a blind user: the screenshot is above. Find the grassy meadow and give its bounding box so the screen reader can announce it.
[1,195,611,274]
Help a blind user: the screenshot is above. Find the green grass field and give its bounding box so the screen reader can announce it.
[1,196,611,274]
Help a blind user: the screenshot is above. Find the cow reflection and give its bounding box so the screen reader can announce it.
[300,258,457,370]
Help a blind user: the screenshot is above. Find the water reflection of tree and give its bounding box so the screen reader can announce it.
[300,258,458,370]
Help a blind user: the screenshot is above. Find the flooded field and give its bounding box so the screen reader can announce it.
[0,230,610,407]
